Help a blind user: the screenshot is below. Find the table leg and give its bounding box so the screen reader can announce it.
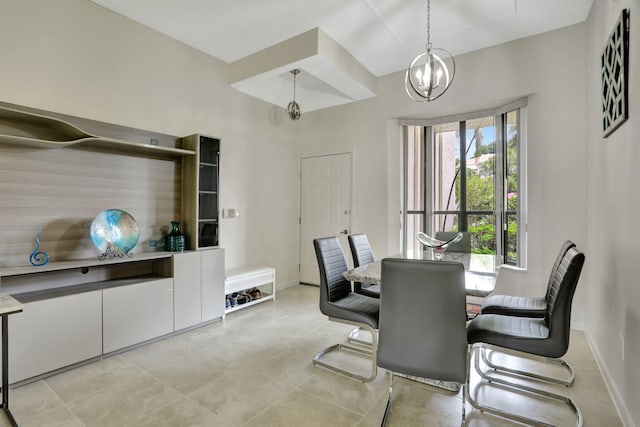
[1,315,18,426]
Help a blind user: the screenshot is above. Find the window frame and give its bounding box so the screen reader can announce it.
[401,99,527,267]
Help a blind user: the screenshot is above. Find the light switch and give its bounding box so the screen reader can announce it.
[223,208,239,218]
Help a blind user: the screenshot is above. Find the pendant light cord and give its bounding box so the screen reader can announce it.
[426,0,431,49]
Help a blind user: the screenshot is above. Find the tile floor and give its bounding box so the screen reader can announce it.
[3,285,623,426]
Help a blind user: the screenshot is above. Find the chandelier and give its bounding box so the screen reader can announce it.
[405,0,455,102]
[287,69,302,120]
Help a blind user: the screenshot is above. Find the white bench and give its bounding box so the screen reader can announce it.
[224,266,275,314]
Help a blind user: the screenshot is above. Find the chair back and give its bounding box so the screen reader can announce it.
[435,231,471,253]
[377,258,467,382]
[348,234,374,267]
[544,240,576,301]
[313,237,352,309]
[544,246,585,356]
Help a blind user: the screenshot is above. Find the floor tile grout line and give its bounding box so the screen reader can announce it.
[47,369,148,408]
[16,380,87,426]
[294,371,381,419]
[120,394,185,427]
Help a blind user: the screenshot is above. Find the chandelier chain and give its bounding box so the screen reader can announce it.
[426,0,431,49]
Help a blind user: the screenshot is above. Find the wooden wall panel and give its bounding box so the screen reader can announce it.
[0,145,180,267]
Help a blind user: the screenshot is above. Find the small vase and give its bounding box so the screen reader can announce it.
[165,221,185,252]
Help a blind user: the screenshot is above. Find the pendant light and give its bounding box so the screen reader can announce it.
[287,69,302,120]
[405,0,455,102]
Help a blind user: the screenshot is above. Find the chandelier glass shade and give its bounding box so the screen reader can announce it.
[287,69,302,120]
[404,0,455,102]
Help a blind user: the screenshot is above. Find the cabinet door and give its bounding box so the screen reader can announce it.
[7,291,102,383]
[201,248,225,321]
[103,279,173,353]
[173,252,202,330]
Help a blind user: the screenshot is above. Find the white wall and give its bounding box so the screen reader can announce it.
[0,0,301,288]
[300,23,589,324]
[585,1,639,425]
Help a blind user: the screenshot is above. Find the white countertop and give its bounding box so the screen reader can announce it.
[0,294,23,315]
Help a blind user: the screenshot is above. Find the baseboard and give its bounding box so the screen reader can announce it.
[584,329,634,427]
[276,280,300,291]
[570,320,584,331]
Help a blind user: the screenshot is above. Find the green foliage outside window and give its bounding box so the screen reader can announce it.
[461,133,518,256]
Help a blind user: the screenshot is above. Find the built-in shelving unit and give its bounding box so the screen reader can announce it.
[182,134,220,249]
[0,101,226,385]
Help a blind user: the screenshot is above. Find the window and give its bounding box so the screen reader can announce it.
[401,101,526,266]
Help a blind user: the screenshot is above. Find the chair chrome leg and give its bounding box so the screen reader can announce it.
[381,373,394,427]
[313,318,378,382]
[460,382,466,426]
[466,344,583,427]
[347,327,373,347]
[480,345,575,387]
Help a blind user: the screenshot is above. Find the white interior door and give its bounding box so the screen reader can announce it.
[299,153,352,285]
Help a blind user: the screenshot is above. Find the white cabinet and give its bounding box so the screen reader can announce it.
[173,248,225,328]
[8,292,102,383]
[202,249,225,321]
[0,251,225,383]
[173,252,202,330]
[103,278,174,353]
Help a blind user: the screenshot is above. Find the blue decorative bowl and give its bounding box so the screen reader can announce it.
[90,209,139,255]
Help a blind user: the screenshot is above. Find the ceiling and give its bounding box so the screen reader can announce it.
[90,0,593,112]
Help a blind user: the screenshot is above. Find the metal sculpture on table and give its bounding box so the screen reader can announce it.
[416,231,463,260]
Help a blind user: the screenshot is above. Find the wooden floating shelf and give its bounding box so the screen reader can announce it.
[0,102,196,159]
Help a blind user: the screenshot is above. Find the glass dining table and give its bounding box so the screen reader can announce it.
[343,251,498,297]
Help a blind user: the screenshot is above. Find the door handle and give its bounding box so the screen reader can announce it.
[340,229,349,235]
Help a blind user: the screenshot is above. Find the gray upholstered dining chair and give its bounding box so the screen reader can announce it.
[347,233,380,298]
[435,231,471,253]
[312,236,380,382]
[481,240,576,318]
[479,239,577,386]
[377,258,468,425]
[466,246,585,426]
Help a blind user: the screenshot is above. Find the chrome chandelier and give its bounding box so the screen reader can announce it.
[287,69,302,120]
[405,0,455,102]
